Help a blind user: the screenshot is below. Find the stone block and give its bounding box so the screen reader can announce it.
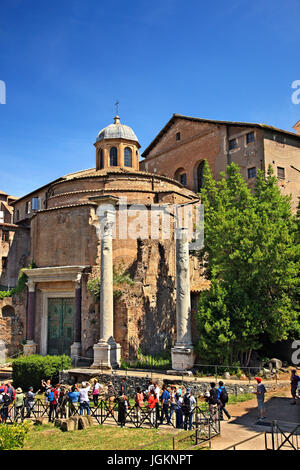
[35,417,49,426]
[86,415,94,427]
[61,418,77,432]
[78,416,90,430]
[54,418,67,429]
[69,416,80,430]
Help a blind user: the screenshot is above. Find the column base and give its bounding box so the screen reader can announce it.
[91,339,121,369]
[171,345,195,371]
[70,342,82,366]
[23,340,37,356]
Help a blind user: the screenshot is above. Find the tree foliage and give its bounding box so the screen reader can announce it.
[196,161,300,365]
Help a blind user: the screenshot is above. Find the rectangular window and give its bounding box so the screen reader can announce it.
[32,197,39,211]
[25,201,30,214]
[2,231,9,242]
[180,173,187,186]
[277,167,285,179]
[246,132,255,144]
[229,138,237,150]
[176,132,181,141]
[248,167,256,178]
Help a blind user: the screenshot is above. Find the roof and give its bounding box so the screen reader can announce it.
[141,113,300,158]
[96,116,139,145]
[11,177,64,205]
[0,222,18,229]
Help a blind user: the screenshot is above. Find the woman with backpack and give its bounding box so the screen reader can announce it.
[48,385,59,422]
[218,381,231,420]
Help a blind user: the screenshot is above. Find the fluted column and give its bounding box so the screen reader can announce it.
[70,273,82,365]
[170,228,195,372]
[90,195,121,369]
[23,279,37,356]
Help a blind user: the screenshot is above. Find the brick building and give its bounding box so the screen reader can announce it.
[140,114,300,211]
[2,116,205,362]
[1,113,299,364]
[0,190,18,288]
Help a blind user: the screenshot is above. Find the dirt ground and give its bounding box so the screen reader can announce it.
[211,385,300,450]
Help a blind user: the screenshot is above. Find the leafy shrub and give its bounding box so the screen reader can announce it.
[87,278,100,301]
[0,261,36,299]
[87,262,134,302]
[12,355,71,390]
[0,422,30,450]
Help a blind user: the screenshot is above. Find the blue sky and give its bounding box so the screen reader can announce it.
[0,0,299,197]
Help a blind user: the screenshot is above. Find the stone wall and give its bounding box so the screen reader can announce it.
[59,369,285,399]
[0,295,26,356]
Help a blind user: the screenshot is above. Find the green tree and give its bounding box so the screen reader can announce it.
[196,162,300,365]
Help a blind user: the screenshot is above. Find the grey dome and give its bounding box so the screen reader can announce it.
[96,116,139,143]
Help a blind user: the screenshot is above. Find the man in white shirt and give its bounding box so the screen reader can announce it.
[76,382,91,416]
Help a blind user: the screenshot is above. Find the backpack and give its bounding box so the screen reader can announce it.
[220,388,228,404]
[3,394,11,406]
[209,388,218,405]
[182,394,191,414]
[48,390,55,402]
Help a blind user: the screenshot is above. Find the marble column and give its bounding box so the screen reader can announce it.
[70,273,82,365]
[91,196,121,369]
[0,340,6,364]
[23,279,37,356]
[171,228,195,372]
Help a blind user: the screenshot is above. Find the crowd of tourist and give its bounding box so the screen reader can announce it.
[0,369,299,427]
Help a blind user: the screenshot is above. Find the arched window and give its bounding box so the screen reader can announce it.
[124,147,132,167]
[174,168,187,186]
[194,160,205,193]
[99,149,104,169]
[110,147,118,166]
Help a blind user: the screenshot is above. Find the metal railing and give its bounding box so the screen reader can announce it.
[223,432,266,450]
[266,420,300,450]
[0,399,221,437]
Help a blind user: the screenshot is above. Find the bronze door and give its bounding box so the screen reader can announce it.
[47,298,74,356]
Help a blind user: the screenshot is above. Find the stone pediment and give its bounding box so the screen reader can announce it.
[22,266,89,284]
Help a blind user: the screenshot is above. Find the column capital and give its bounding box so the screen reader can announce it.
[75,272,82,288]
[26,279,35,292]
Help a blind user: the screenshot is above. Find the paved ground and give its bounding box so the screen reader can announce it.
[211,386,300,450]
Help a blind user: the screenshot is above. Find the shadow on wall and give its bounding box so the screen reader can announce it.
[131,239,175,357]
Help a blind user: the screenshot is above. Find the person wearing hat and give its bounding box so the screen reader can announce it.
[15,387,25,422]
[254,377,267,420]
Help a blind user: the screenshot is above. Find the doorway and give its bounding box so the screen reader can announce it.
[47,298,74,355]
